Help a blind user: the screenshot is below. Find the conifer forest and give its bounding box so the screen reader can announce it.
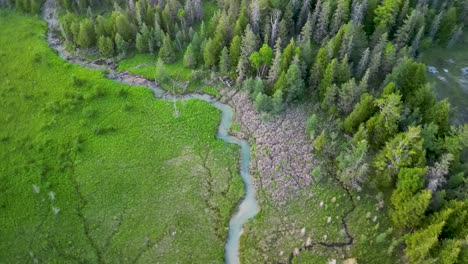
[0,0,467,263]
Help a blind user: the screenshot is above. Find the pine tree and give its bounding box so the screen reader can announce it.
[344,93,377,134]
[254,93,273,112]
[115,33,129,57]
[267,37,282,86]
[272,89,284,114]
[404,221,445,263]
[330,0,351,35]
[229,35,242,71]
[203,38,217,68]
[158,34,176,63]
[77,19,95,48]
[97,36,114,57]
[183,43,197,68]
[115,12,135,42]
[309,47,328,93]
[219,46,230,74]
[236,25,259,84]
[337,139,370,191]
[284,58,305,102]
[390,167,431,228]
[318,59,336,99]
[373,126,426,187]
[314,0,331,42]
[438,7,457,44]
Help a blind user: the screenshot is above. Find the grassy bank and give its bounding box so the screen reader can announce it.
[0,10,242,263]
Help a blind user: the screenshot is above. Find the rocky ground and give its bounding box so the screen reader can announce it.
[220,89,316,206]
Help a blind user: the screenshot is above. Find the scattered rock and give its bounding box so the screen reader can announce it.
[443,68,449,73]
[279,251,284,257]
[372,216,378,222]
[427,66,439,74]
[327,217,332,224]
[366,212,372,219]
[319,201,324,207]
[343,258,358,264]
[32,184,40,194]
[461,67,468,76]
[327,258,337,264]
[48,191,55,200]
[357,196,361,201]
[293,248,300,256]
[305,237,312,247]
[300,227,306,236]
[52,207,60,215]
[323,234,328,240]
[331,197,336,203]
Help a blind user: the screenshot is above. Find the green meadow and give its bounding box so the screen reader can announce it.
[0,10,242,263]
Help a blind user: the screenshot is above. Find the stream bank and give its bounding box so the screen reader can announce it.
[42,1,259,263]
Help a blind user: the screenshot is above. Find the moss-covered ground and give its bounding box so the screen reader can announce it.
[0,10,242,263]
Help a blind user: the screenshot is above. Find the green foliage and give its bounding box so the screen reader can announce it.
[158,34,175,63]
[254,93,273,113]
[183,43,197,68]
[229,35,241,71]
[373,126,425,187]
[306,114,318,138]
[367,93,402,147]
[0,13,242,263]
[97,35,114,57]
[219,46,230,74]
[438,8,458,44]
[344,93,376,134]
[115,33,129,57]
[77,18,95,48]
[271,89,284,114]
[337,140,370,192]
[249,44,273,76]
[390,168,431,229]
[284,61,304,102]
[404,221,445,264]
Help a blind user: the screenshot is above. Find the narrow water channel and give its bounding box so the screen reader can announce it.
[42,0,260,262]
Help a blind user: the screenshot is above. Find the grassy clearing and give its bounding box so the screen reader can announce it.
[240,178,398,263]
[0,10,242,263]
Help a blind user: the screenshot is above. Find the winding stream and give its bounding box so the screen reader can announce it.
[42,0,260,263]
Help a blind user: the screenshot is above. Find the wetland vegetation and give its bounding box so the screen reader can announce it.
[1,0,468,263]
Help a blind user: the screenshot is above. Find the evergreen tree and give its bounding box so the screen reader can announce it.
[318,59,336,99]
[115,33,129,58]
[203,38,217,68]
[114,12,135,42]
[183,43,197,68]
[219,46,230,74]
[254,93,273,112]
[272,89,284,114]
[438,7,457,44]
[330,0,351,35]
[97,35,114,57]
[267,38,282,86]
[337,139,370,191]
[344,93,377,134]
[314,0,331,42]
[229,35,241,71]
[77,19,95,48]
[404,221,445,264]
[373,126,426,187]
[158,34,176,63]
[284,58,305,102]
[309,47,328,93]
